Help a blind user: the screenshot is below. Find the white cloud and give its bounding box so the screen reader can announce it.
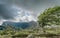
[12,6,37,22]
[14,10,37,22]
[6,6,37,22]
[0,5,37,25]
[0,19,6,25]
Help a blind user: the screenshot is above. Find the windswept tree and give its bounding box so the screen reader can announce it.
[38,6,60,32]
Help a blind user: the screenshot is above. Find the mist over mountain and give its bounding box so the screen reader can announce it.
[2,21,37,29]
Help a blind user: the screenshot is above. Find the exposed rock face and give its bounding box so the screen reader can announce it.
[26,34,35,38]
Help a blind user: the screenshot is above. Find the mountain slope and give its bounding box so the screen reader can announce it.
[2,21,37,29]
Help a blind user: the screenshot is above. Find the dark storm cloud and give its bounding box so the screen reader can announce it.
[14,0,60,17]
[0,0,60,21]
[0,4,18,20]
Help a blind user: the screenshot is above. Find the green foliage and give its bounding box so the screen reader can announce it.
[38,6,60,27]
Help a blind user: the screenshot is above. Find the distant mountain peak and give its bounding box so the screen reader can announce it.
[2,21,38,29]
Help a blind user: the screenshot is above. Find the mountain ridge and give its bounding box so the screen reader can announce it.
[1,21,37,29]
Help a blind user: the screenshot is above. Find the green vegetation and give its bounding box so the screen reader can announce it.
[0,6,60,38]
[38,6,60,33]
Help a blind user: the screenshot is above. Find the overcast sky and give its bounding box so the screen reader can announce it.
[0,0,60,25]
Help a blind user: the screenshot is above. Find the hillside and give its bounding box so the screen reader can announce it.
[1,21,37,29]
